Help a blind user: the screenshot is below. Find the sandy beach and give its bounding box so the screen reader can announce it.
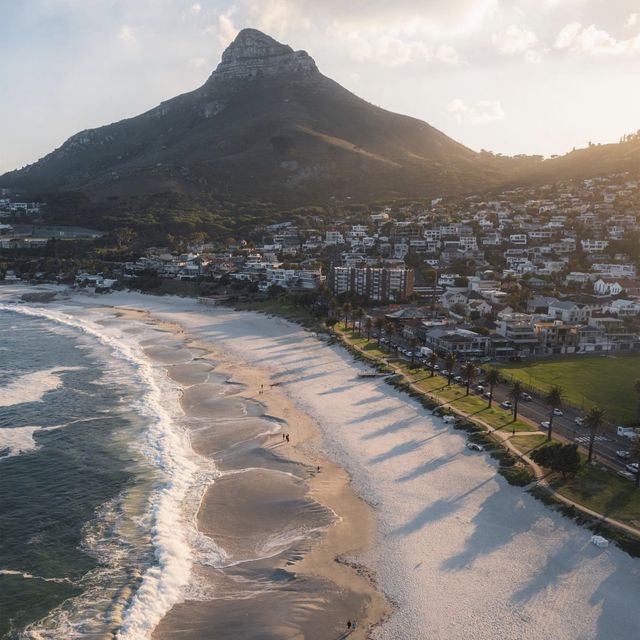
[4,287,640,639]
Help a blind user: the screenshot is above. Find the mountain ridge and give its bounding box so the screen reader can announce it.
[2,28,638,206]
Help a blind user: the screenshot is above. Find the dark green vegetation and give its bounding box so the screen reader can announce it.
[497,354,640,424]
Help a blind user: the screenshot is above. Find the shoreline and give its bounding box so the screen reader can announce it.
[114,305,389,637]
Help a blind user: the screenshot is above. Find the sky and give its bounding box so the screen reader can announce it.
[2,0,640,174]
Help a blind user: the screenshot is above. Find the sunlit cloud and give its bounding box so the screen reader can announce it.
[447,98,504,125]
[493,25,537,55]
[626,13,638,28]
[189,57,206,68]
[118,25,136,44]
[189,3,202,15]
[218,11,239,47]
[555,22,640,55]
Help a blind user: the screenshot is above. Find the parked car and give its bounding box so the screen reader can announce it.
[441,370,449,377]
[466,442,484,452]
[454,375,463,383]
[476,385,485,393]
[522,393,533,401]
[483,391,491,399]
[616,450,631,460]
[540,421,551,429]
[553,408,563,416]
[625,462,639,475]
[500,400,512,409]
[574,417,584,426]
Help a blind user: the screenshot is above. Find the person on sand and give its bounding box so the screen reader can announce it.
[282,433,286,441]
[346,620,352,631]
[286,434,290,443]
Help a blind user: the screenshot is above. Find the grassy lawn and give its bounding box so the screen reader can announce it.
[553,463,640,528]
[497,354,640,424]
[510,434,549,455]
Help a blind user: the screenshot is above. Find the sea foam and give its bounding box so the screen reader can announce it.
[0,367,83,407]
[0,303,201,639]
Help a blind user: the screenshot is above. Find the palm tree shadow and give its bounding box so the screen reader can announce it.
[511,538,587,604]
[391,477,493,537]
[396,452,460,483]
[441,488,538,571]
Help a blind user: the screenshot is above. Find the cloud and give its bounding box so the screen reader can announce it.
[555,22,640,55]
[626,13,638,28]
[447,98,504,124]
[218,12,238,47]
[338,27,460,66]
[249,0,311,37]
[493,24,537,55]
[189,57,206,67]
[118,25,136,44]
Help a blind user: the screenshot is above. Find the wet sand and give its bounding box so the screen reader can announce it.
[107,307,388,639]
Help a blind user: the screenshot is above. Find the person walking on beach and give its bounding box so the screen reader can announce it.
[346,620,352,631]
[286,433,290,443]
[282,433,286,441]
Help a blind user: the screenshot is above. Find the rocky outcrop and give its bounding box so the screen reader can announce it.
[207,28,318,84]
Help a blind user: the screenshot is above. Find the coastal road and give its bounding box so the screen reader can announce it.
[382,339,635,479]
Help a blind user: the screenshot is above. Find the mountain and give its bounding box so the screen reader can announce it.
[0,29,515,204]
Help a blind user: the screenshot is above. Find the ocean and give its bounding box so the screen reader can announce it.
[0,305,198,638]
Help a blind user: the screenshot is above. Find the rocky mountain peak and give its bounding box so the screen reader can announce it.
[207,28,318,83]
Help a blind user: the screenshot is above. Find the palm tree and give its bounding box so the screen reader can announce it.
[383,321,395,350]
[409,337,418,368]
[444,353,457,386]
[509,380,524,422]
[374,317,384,347]
[584,406,605,464]
[343,302,352,330]
[630,436,640,489]
[485,368,500,408]
[462,362,476,396]
[365,316,373,341]
[428,351,438,378]
[353,307,364,336]
[545,385,564,442]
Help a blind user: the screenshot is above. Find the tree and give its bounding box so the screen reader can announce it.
[375,317,384,347]
[353,307,364,336]
[343,302,352,330]
[485,368,500,409]
[384,321,395,349]
[428,351,438,378]
[365,316,373,341]
[631,436,640,489]
[545,385,564,442]
[325,317,338,332]
[584,406,605,463]
[531,443,580,479]
[409,337,418,368]
[509,380,524,422]
[444,353,457,386]
[462,362,476,396]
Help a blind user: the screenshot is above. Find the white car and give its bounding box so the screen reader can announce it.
[540,421,551,429]
[574,417,584,426]
[553,408,563,416]
[466,442,484,452]
[522,393,533,401]
[500,400,512,409]
[626,462,639,475]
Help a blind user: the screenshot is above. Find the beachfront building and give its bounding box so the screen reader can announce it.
[328,266,414,303]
